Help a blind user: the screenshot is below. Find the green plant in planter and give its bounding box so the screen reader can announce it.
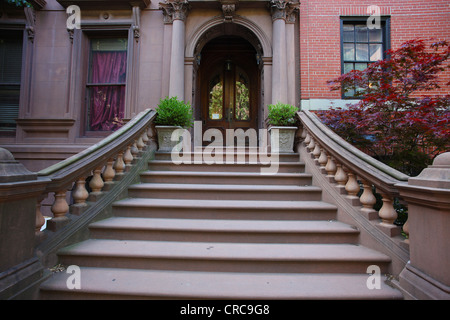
[267,102,298,126]
[155,96,194,128]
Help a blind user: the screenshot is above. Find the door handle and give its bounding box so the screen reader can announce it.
[226,105,233,122]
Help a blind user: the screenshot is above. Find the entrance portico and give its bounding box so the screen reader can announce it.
[159,0,300,131]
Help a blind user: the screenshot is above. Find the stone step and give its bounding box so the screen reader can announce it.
[40,267,404,300]
[127,183,322,201]
[112,198,338,221]
[148,160,305,173]
[57,239,391,274]
[140,170,312,185]
[154,151,300,162]
[89,217,360,244]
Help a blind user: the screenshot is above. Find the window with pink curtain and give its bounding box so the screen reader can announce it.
[87,38,127,131]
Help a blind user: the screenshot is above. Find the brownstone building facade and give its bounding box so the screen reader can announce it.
[0,0,449,171]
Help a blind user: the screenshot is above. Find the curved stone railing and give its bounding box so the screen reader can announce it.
[296,110,411,274]
[34,109,157,261]
[0,109,157,299]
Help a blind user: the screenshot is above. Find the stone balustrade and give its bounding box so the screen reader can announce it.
[297,110,411,247]
[0,109,156,299]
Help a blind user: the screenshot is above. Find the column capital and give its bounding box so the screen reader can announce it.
[269,0,299,22]
[159,0,190,24]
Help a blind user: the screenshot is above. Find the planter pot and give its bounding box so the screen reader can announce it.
[155,125,184,152]
[269,126,297,153]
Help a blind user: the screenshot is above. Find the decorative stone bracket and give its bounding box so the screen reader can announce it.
[220,0,239,22]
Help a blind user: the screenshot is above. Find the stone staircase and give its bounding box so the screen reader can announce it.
[39,149,403,299]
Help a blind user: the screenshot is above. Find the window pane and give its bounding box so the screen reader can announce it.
[235,71,250,121]
[344,63,354,73]
[209,75,223,120]
[91,38,128,52]
[355,63,367,71]
[356,43,369,61]
[370,43,382,61]
[343,43,355,61]
[0,34,23,84]
[88,85,125,131]
[369,28,382,42]
[0,85,20,132]
[343,24,354,42]
[0,31,23,134]
[344,88,355,98]
[355,25,368,42]
[87,37,128,131]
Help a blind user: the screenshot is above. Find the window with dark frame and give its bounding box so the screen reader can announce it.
[86,37,128,132]
[0,30,23,136]
[341,19,388,98]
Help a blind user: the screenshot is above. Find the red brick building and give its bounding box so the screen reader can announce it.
[0,0,449,170]
[299,0,450,110]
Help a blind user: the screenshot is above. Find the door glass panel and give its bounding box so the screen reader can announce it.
[235,68,250,121]
[208,74,223,120]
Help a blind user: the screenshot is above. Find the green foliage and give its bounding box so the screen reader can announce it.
[5,0,32,7]
[267,102,298,126]
[155,96,194,128]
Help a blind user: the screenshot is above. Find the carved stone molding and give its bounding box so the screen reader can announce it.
[132,6,141,41]
[159,0,190,24]
[269,0,300,22]
[24,7,35,42]
[220,0,239,22]
[286,1,300,24]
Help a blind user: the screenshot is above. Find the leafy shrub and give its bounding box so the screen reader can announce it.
[319,39,450,176]
[155,96,194,128]
[267,102,298,126]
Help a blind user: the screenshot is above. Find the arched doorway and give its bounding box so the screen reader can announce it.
[198,36,259,138]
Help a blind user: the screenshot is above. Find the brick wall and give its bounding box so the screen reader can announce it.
[299,0,450,101]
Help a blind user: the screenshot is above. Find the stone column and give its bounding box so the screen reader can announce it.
[286,3,299,106]
[160,0,190,101]
[270,0,288,105]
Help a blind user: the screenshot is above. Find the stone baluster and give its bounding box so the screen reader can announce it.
[124,145,134,171]
[131,141,140,161]
[344,169,361,205]
[114,151,125,180]
[402,218,409,244]
[325,155,337,182]
[88,166,104,201]
[318,148,328,172]
[300,127,307,140]
[71,176,89,215]
[47,190,70,231]
[137,134,145,152]
[307,137,315,152]
[304,132,311,145]
[334,162,347,193]
[141,128,149,145]
[103,158,116,191]
[312,142,321,160]
[359,180,378,220]
[377,193,400,237]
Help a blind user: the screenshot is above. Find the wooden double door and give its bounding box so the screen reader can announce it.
[199,36,259,140]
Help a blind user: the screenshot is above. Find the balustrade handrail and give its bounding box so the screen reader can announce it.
[298,110,409,196]
[37,109,156,192]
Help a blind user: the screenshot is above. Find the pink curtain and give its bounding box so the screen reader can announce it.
[89,51,127,131]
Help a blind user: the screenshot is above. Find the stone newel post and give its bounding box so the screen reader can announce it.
[396,152,450,299]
